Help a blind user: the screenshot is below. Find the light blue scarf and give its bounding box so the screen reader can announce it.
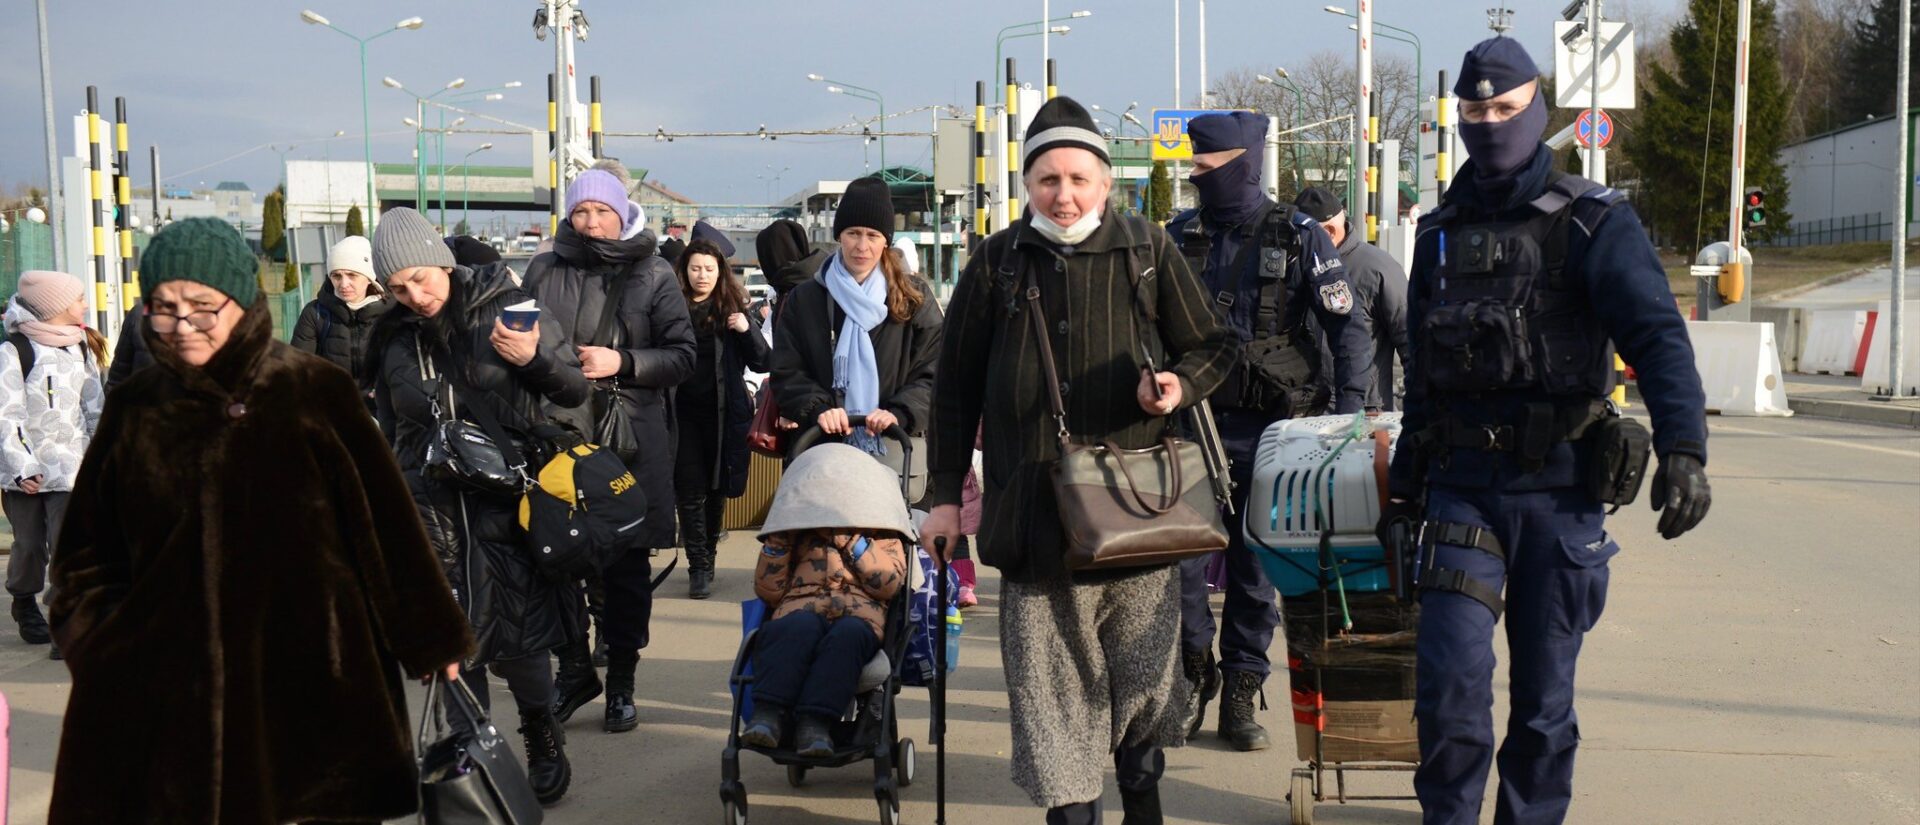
[824,252,889,455]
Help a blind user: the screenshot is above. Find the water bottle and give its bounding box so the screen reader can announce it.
[944,607,962,671]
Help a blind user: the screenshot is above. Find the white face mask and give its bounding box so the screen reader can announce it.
[1030,207,1103,245]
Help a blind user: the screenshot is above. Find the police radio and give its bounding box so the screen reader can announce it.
[1455,227,1506,275]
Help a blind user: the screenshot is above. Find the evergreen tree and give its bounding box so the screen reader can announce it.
[344,204,365,238]
[1148,160,1173,223]
[1840,0,1919,124]
[261,186,286,261]
[1626,0,1793,248]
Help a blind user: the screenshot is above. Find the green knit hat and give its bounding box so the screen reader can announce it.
[140,217,259,306]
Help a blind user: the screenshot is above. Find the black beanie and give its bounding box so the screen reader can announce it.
[444,235,502,267]
[1022,96,1110,170]
[833,177,895,243]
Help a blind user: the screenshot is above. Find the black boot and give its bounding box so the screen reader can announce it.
[688,569,713,600]
[740,702,785,749]
[550,639,603,724]
[1119,785,1163,825]
[1045,800,1100,825]
[518,707,572,805]
[1217,669,1272,751]
[677,498,711,601]
[12,596,49,645]
[1182,648,1218,738]
[604,648,639,733]
[792,713,835,758]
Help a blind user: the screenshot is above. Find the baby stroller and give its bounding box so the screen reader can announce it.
[720,417,952,825]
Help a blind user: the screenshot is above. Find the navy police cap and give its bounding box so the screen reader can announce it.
[1454,37,1541,101]
[1188,111,1268,155]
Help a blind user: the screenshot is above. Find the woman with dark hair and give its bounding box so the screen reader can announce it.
[769,177,943,460]
[367,207,588,805]
[672,238,770,599]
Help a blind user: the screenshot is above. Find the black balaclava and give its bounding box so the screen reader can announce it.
[1453,36,1550,182]
[1186,111,1268,226]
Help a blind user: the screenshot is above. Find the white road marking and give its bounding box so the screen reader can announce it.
[1711,423,1920,459]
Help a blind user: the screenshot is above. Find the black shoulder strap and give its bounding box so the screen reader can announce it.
[1531,172,1612,291]
[8,333,33,380]
[589,260,643,348]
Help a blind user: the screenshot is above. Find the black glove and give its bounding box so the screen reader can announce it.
[1376,498,1422,550]
[1650,453,1711,540]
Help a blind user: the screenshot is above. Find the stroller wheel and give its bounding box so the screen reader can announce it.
[876,796,900,825]
[786,764,808,788]
[721,782,749,825]
[894,738,916,787]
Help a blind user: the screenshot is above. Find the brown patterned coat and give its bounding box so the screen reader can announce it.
[754,528,909,639]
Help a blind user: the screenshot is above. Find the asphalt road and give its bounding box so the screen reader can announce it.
[0,412,1915,824]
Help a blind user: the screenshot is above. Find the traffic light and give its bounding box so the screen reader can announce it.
[1743,187,1767,229]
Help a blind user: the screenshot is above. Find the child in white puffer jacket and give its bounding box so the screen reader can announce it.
[0,270,105,657]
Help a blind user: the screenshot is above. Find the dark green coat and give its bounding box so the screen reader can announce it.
[929,215,1238,584]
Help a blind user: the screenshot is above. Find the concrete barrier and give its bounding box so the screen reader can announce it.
[1798,309,1869,375]
[1686,321,1793,416]
[1858,300,1920,396]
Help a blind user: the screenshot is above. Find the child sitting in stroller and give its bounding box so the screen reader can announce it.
[743,443,912,757]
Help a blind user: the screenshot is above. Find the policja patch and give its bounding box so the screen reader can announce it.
[1319,280,1354,314]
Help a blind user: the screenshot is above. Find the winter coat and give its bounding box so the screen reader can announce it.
[371,262,589,664]
[678,307,772,497]
[769,262,944,439]
[928,215,1238,584]
[289,281,397,390]
[104,304,152,393]
[523,224,696,548]
[1334,229,1410,411]
[0,301,104,492]
[47,294,474,825]
[754,528,909,640]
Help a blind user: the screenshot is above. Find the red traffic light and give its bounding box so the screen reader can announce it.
[1745,189,1764,207]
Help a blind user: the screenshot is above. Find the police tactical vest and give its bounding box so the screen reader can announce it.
[1420,173,1616,400]
[1179,202,1326,416]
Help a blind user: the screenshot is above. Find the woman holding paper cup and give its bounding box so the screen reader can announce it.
[523,169,695,736]
[366,206,589,805]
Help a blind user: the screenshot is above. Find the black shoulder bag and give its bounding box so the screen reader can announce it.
[587,264,642,467]
[423,345,534,498]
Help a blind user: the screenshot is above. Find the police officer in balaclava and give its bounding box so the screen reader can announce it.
[1378,37,1712,825]
[1165,111,1374,753]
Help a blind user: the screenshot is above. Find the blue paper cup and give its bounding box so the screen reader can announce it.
[502,306,540,332]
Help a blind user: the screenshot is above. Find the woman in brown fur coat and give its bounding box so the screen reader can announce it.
[47,218,474,825]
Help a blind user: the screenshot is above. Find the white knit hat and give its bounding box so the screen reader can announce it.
[326,235,375,281]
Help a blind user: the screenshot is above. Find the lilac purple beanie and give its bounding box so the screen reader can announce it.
[564,170,636,230]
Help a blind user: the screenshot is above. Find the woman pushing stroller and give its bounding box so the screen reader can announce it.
[741,443,911,757]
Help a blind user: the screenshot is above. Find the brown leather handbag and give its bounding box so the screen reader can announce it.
[1022,271,1230,571]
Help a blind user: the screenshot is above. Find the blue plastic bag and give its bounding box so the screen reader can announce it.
[735,598,769,719]
[901,547,959,688]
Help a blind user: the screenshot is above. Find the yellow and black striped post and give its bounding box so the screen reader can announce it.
[1005,59,1020,227]
[1612,356,1630,406]
[115,96,136,312]
[1435,70,1452,194]
[547,73,560,235]
[1365,94,1379,243]
[589,75,604,161]
[1046,59,1057,100]
[974,81,988,236]
[86,86,109,331]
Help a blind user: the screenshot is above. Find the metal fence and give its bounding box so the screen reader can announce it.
[0,222,56,303]
[1755,212,1891,247]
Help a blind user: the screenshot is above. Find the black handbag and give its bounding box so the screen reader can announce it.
[423,348,534,498]
[417,675,545,825]
[587,263,641,467]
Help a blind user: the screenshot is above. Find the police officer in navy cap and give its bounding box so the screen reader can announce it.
[1378,36,1712,825]
[1166,110,1374,752]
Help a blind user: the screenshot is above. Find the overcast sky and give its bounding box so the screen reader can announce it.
[0,0,1684,207]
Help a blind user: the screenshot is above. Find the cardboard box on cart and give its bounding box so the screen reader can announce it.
[1284,592,1420,763]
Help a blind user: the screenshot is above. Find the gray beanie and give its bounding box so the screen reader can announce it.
[370,207,455,281]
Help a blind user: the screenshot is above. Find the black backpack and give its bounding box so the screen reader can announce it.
[7,333,35,380]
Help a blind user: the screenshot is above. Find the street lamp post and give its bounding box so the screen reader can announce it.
[809,74,889,178]
[300,10,424,232]
[994,11,1089,99]
[1328,6,1424,190]
[462,142,494,231]
[383,76,469,217]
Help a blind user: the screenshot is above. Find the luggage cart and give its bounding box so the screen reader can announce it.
[1243,413,1419,825]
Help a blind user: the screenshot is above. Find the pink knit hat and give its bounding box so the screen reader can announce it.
[15,270,87,321]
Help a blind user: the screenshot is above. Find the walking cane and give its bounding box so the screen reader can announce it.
[932,536,950,825]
